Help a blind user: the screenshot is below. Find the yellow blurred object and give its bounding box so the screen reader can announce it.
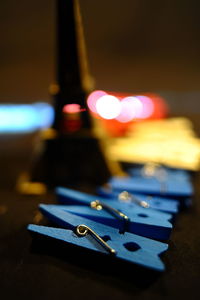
[33,211,44,224]
[16,172,47,195]
[39,128,57,140]
[49,83,60,95]
[106,117,200,170]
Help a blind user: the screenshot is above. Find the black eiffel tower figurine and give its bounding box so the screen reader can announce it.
[52,0,92,131]
[17,0,111,193]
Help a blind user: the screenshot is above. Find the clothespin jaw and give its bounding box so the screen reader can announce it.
[28,207,168,272]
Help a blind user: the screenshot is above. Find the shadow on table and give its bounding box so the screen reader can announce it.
[30,231,163,292]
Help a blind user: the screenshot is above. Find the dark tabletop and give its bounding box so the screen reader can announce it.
[0,118,200,300]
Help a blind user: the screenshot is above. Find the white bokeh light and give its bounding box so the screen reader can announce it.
[116,96,143,123]
[96,95,121,119]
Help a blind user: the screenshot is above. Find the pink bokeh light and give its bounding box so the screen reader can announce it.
[135,95,154,118]
[87,90,107,114]
[63,104,82,114]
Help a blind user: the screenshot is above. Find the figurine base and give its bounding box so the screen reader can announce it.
[17,133,111,193]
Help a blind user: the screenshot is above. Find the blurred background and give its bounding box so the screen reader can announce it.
[1,0,200,188]
[1,0,200,113]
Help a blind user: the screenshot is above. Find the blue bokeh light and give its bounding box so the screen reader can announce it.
[0,102,54,133]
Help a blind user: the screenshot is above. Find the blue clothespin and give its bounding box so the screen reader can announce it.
[97,186,180,214]
[128,165,191,183]
[55,187,173,240]
[56,186,176,215]
[28,206,168,271]
[108,176,193,199]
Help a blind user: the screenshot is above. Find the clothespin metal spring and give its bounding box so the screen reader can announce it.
[76,224,116,255]
[142,163,167,194]
[118,191,150,208]
[90,200,130,234]
[90,200,129,221]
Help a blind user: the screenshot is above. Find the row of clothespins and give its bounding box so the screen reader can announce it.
[28,163,193,272]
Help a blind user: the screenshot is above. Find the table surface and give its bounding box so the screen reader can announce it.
[1,2,200,298]
[1,118,200,300]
